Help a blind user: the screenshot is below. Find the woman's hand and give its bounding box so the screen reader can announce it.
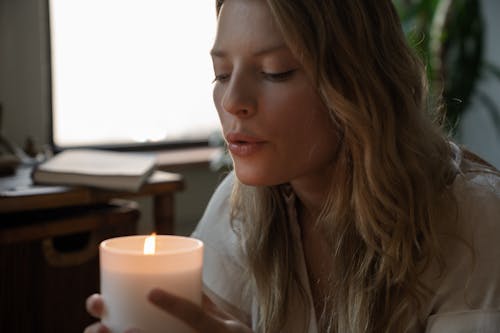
[83,291,253,333]
[148,288,253,333]
[84,294,109,333]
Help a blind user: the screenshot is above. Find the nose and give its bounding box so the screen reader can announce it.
[219,71,257,118]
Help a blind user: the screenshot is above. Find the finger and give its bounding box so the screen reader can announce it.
[86,294,105,318]
[148,288,225,333]
[202,294,234,321]
[83,322,110,333]
[124,329,143,333]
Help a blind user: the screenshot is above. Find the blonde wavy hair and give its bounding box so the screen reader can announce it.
[216,1,457,332]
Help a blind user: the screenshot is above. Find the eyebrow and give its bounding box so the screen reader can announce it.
[210,44,289,58]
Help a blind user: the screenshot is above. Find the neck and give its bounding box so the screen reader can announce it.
[290,166,334,228]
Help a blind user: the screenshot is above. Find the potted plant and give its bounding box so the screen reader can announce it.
[395,0,500,135]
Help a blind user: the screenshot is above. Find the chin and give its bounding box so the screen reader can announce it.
[233,163,283,187]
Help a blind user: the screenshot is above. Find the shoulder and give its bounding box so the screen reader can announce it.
[425,310,500,333]
[447,145,500,282]
[191,171,244,261]
[422,146,500,331]
[191,171,242,262]
[192,171,235,245]
[446,143,499,235]
[191,171,252,323]
[450,142,499,196]
[452,147,500,240]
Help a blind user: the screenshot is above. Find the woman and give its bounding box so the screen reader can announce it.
[85,0,500,332]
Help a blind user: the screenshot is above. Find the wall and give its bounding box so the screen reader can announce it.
[0,0,49,148]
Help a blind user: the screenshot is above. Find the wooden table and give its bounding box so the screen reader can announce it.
[0,166,184,234]
[0,166,185,333]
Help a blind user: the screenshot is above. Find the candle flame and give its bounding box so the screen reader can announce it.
[143,233,156,255]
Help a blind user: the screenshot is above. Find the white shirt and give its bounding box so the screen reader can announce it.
[192,145,500,332]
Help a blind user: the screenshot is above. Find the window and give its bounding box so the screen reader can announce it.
[48,0,220,148]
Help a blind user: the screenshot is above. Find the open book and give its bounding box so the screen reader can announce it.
[32,149,156,192]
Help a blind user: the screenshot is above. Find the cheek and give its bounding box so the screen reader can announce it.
[278,93,338,156]
[213,86,224,119]
[270,89,328,137]
[213,86,221,109]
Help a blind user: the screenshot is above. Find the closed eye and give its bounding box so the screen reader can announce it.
[212,74,230,83]
[262,69,296,82]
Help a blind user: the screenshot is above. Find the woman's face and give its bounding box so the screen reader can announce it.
[212,0,340,186]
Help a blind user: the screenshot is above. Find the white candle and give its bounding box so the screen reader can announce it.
[100,234,203,333]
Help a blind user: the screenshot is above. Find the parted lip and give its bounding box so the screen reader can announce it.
[225,132,267,144]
